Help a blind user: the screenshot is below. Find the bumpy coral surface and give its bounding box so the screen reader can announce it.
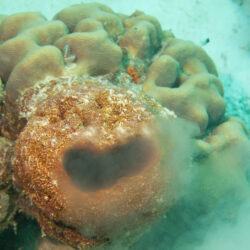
[14,76,178,248]
[0,2,249,250]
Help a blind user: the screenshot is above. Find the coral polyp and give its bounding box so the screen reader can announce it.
[0,2,249,249]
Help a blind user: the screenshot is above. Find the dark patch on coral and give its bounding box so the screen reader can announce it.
[63,136,155,191]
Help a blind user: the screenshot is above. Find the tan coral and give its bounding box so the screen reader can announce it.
[161,37,218,75]
[142,36,226,133]
[0,17,67,101]
[193,118,250,212]
[54,4,124,76]
[53,3,124,39]
[144,55,180,88]
[143,72,225,134]
[119,10,162,60]
[0,14,69,139]
[0,12,46,42]
[196,117,250,156]
[54,29,122,76]
[0,2,249,250]
[0,3,226,137]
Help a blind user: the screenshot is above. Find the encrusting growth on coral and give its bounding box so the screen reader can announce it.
[14,76,176,248]
[0,2,249,249]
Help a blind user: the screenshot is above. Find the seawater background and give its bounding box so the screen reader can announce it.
[0,0,249,249]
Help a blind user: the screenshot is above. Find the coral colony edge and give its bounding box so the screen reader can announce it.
[0,2,249,250]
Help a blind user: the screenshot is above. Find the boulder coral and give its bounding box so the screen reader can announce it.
[0,2,249,249]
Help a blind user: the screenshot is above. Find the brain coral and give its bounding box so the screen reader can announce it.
[0,2,249,250]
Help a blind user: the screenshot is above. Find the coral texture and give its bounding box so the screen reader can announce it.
[0,2,249,250]
[0,137,16,232]
[14,76,177,248]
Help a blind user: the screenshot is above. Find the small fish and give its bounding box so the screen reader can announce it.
[200,38,210,46]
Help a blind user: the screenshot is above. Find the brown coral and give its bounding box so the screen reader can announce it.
[0,2,249,249]
[14,77,176,248]
[0,137,16,232]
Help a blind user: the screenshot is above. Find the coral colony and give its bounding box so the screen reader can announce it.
[0,2,249,249]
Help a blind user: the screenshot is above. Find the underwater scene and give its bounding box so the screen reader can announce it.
[0,0,249,249]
